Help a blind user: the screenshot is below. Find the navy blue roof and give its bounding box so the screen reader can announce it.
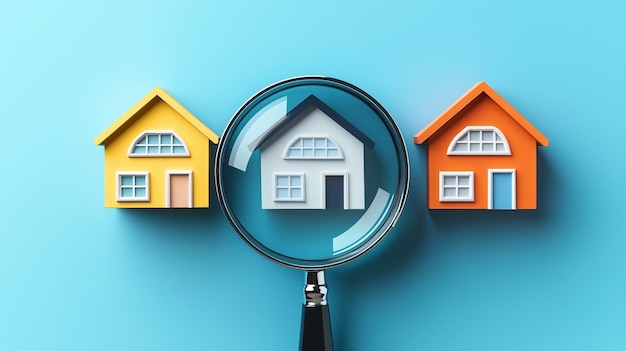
[249,95,375,150]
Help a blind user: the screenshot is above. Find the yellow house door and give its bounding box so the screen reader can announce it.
[168,172,192,208]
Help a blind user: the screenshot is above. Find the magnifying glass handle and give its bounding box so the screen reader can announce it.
[300,271,333,351]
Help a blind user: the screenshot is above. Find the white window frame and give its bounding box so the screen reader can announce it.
[166,170,193,208]
[487,169,517,210]
[447,126,511,155]
[273,173,305,202]
[116,172,150,202]
[128,130,190,157]
[439,171,474,202]
[283,135,343,159]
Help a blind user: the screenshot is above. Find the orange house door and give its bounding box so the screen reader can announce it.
[168,172,192,208]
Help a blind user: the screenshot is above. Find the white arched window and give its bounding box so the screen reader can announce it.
[128,131,189,157]
[447,126,511,155]
[284,137,343,159]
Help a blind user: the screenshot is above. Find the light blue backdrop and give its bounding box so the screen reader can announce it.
[1,1,625,350]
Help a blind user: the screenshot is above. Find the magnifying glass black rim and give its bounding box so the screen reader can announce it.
[215,75,409,270]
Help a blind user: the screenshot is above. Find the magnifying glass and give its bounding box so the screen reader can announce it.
[215,76,409,350]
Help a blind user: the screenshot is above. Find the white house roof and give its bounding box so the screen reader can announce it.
[248,95,375,150]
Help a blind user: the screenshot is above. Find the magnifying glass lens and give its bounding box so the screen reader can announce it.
[217,77,408,270]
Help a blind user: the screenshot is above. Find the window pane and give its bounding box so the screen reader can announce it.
[121,188,133,197]
[496,143,505,151]
[443,176,456,186]
[121,176,133,186]
[458,188,470,198]
[314,149,325,157]
[482,143,494,152]
[133,146,146,154]
[443,188,456,197]
[173,136,182,145]
[458,133,468,142]
[327,140,336,148]
[290,176,301,186]
[327,149,339,157]
[173,146,186,154]
[291,188,302,199]
[292,138,302,147]
[135,188,146,198]
[148,146,159,154]
[287,149,300,157]
[469,143,480,151]
[314,138,325,147]
[469,131,480,141]
[302,138,313,147]
[303,149,313,157]
[148,135,159,144]
[135,176,146,186]
[160,146,172,154]
[495,134,503,141]
[482,131,494,141]
[161,134,172,144]
[136,137,147,145]
[276,176,288,186]
[453,143,468,152]
[276,188,289,198]
[458,176,469,186]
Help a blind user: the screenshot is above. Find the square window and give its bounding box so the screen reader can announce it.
[274,174,304,202]
[440,172,474,202]
[117,173,149,201]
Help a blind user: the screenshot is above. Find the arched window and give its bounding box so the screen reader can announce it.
[284,137,342,159]
[447,126,511,155]
[128,131,189,157]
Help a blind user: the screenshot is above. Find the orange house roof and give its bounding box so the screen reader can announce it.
[414,82,548,146]
[94,87,219,146]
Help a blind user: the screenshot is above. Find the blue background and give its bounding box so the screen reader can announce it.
[1,1,624,350]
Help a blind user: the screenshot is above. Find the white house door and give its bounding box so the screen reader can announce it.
[169,173,191,208]
[325,175,344,209]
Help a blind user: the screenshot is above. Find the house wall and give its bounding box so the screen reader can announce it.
[102,100,211,208]
[427,94,538,209]
[260,108,365,209]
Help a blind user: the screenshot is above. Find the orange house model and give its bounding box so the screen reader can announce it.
[95,87,219,208]
[414,82,548,210]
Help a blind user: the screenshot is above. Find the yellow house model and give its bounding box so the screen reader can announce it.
[95,87,219,208]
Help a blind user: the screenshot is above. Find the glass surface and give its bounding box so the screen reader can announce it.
[216,77,409,269]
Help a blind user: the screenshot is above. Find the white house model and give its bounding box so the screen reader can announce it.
[249,95,375,210]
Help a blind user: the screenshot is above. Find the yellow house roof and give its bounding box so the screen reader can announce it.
[94,87,219,146]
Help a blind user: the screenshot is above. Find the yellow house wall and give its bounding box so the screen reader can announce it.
[103,100,211,208]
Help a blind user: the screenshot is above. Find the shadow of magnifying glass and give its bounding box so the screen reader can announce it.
[216,76,409,350]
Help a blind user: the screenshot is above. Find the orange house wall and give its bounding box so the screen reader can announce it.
[426,95,538,209]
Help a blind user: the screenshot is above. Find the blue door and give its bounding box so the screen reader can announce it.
[492,172,514,210]
[325,176,344,209]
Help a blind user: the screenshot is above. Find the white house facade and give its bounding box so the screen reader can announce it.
[252,95,374,210]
